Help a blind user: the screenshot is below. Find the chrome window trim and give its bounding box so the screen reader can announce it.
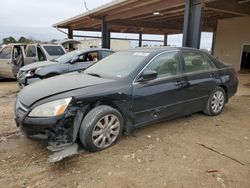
[133,50,220,85]
[132,50,181,85]
[182,50,217,71]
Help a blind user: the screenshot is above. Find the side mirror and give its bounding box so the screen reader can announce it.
[139,70,158,82]
[70,56,79,64]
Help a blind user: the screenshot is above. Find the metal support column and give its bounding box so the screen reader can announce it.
[68,28,73,51]
[68,28,73,39]
[182,0,203,48]
[102,17,110,49]
[138,33,142,47]
[211,26,217,55]
[164,34,168,46]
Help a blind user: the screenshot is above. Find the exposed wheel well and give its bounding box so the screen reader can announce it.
[83,100,128,127]
[44,72,59,78]
[219,85,228,102]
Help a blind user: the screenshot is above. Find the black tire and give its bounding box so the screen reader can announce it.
[203,86,226,116]
[79,105,124,152]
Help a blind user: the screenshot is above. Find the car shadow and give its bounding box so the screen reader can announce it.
[0,78,16,82]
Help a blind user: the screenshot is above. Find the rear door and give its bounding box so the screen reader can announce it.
[181,50,221,113]
[25,44,38,64]
[0,46,14,78]
[132,51,189,126]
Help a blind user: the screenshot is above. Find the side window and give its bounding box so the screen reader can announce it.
[26,46,36,57]
[85,52,98,62]
[0,47,12,59]
[77,54,86,63]
[144,51,181,78]
[101,51,113,58]
[183,51,216,73]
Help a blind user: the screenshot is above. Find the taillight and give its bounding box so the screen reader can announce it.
[233,68,239,78]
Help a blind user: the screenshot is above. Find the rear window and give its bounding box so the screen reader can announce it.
[43,46,65,56]
[183,51,216,73]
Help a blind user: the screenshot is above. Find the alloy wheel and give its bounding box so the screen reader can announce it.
[211,90,225,113]
[92,114,121,148]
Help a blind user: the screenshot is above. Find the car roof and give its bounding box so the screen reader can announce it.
[123,46,201,54]
[38,43,63,46]
[74,48,114,54]
[3,43,27,47]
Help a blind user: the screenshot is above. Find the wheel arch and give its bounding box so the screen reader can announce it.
[218,84,228,102]
[43,72,60,78]
[83,99,130,128]
[89,100,129,124]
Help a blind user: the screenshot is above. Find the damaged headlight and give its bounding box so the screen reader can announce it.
[28,97,72,117]
[27,67,42,76]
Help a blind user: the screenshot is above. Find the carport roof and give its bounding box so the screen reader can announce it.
[53,0,250,35]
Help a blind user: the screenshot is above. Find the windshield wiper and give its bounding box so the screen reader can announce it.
[86,73,102,78]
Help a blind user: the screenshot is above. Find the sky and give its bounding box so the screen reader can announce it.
[0,0,213,49]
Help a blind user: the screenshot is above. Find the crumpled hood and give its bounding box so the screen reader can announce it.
[20,60,58,71]
[18,72,113,106]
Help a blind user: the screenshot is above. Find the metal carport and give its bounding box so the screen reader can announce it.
[53,0,250,56]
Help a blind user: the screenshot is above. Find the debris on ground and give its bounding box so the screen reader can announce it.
[0,130,21,142]
[48,143,79,163]
[197,142,245,166]
[216,175,226,188]
[206,169,219,173]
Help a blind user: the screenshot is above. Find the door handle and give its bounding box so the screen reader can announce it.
[175,81,182,87]
[210,73,217,78]
[175,81,187,87]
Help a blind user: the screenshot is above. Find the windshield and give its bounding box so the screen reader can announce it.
[85,51,150,78]
[54,50,81,63]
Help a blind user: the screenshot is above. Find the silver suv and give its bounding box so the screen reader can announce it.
[0,43,66,78]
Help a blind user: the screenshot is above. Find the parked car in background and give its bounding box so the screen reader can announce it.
[17,48,114,87]
[15,47,238,154]
[0,43,66,79]
[25,43,66,64]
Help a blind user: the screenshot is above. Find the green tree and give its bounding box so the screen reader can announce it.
[2,36,17,44]
[18,36,30,43]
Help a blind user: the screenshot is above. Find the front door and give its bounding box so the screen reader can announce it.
[0,46,14,78]
[132,51,189,126]
[12,45,25,77]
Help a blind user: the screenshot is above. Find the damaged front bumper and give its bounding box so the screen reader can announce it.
[17,71,41,88]
[14,100,85,151]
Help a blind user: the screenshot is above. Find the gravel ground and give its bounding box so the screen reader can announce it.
[0,75,249,188]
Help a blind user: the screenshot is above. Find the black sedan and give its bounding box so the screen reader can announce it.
[17,48,114,87]
[15,47,238,153]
